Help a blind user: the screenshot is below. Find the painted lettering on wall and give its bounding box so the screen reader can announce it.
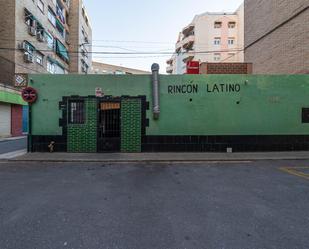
[168,84,199,94]
[206,84,241,93]
[167,83,241,94]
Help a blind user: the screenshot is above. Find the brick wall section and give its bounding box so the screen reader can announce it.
[67,98,97,152]
[244,0,309,74]
[121,98,142,153]
[11,104,23,137]
[200,63,253,74]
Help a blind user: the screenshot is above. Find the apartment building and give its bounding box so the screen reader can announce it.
[244,0,308,74]
[91,61,150,75]
[0,0,92,87]
[167,4,244,74]
[68,0,92,74]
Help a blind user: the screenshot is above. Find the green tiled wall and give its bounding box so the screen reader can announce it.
[67,98,97,153]
[121,98,142,153]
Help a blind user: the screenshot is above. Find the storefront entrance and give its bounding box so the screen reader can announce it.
[97,99,121,152]
[65,96,144,153]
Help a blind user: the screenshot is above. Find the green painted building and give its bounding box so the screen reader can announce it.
[28,73,309,152]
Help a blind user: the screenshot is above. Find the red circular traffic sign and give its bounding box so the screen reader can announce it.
[22,87,38,103]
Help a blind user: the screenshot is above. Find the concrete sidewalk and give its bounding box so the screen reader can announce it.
[0,136,27,143]
[7,151,309,163]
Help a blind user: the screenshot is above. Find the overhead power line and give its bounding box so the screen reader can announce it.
[0,47,244,55]
[90,39,174,44]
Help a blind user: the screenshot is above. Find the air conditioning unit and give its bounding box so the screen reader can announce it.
[65,35,70,45]
[24,52,34,63]
[28,26,37,36]
[18,42,27,51]
[37,32,45,42]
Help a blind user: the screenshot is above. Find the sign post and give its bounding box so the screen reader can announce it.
[21,87,38,104]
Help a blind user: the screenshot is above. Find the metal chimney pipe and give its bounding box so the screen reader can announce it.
[151,63,160,119]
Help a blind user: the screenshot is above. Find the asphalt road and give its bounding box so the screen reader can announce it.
[0,137,27,154]
[0,160,308,249]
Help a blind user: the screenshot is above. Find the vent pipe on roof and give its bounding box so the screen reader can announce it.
[151,63,160,120]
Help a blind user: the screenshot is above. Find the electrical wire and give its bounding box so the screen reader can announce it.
[0,46,244,55]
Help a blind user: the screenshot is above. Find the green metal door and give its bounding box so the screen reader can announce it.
[121,98,142,153]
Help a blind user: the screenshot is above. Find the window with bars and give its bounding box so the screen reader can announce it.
[68,100,85,124]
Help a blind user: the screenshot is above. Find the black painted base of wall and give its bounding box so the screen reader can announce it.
[31,136,67,152]
[30,135,309,153]
[142,135,309,152]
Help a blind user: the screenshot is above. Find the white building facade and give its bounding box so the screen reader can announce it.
[167,4,244,74]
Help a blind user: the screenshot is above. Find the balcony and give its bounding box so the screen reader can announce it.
[166,58,173,65]
[166,65,173,74]
[182,35,195,50]
[182,24,195,36]
[176,41,182,53]
[182,51,195,63]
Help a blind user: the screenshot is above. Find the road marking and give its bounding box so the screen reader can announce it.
[0,149,27,159]
[279,167,309,180]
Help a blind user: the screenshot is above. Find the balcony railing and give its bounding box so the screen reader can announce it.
[166,66,173,74]
[182,35,195,50]
[182,51,195,63]
[166,58,173,65]
[176,40,182,53]
[182,24,195,36]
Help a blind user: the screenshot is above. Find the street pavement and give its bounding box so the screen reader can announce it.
[0,160,308,249]
[0,137,27,154]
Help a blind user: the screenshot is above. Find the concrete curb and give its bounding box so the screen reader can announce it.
[0,150,27,160]
[0,136,27,143]
[6,157,309,163]
[3,152,309,163]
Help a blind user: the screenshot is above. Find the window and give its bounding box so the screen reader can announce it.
[82,27,89,43]
[214,22,222,28]
[69,100,85,124]
[228,22,236,28]
[36,22,45,40]
[48,8,56,26]
[81,59,88,73]
[24,9,36,27]
[47,57,65,74]
[214,53,221,61]
[23,41,35,56]
[37,0,44,12]
[214,37,221,45]
[81,48,88,58]
[228,38,235,45]
[55,39,69,62]
[47,60,55,73]
[56,19,65,37]
[36,52,44,65]
[115,70,125,75]
[45,32,54,49]
[56,2,66,24]
[228,53,236,58]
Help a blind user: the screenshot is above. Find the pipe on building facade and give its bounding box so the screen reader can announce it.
[151,63,160,119]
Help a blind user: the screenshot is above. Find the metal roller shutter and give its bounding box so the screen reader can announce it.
[0,103,11,137]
